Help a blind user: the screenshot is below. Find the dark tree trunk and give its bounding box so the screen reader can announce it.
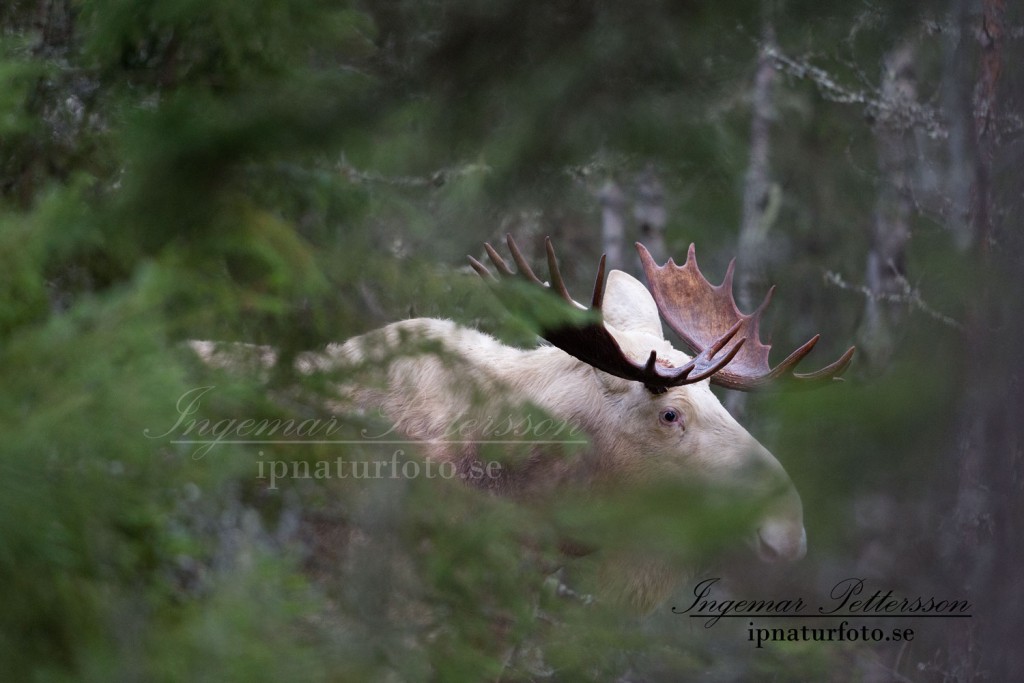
[944,1,1022,681]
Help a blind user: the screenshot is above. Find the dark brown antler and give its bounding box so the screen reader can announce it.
[469,235,745,394]
[636,243,855,391]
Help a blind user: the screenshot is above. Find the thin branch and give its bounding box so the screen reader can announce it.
[764,45,949,140]
[337,155,492,189]
[824,269,963,329]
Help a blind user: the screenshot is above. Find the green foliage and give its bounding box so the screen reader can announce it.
[1,0,1017,680]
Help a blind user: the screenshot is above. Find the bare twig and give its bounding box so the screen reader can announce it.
[337,155,492,188]
[764,45,949,140]
[825,269,963,329]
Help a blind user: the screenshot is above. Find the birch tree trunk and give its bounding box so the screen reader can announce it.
[728,20,776,418]
[857,45,915,371]
[598,179,627,273]
[633,164,667,268]
[736,22,777,314]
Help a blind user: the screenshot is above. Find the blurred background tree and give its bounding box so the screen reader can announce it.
[1,0,1021,680]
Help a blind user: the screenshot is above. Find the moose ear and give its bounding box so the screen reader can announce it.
[602,270,665,340]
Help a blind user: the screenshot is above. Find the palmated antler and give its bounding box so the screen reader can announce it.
[469,235,745,394]
[637,243,855,391]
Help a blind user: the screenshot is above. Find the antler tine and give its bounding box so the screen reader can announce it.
[636,242,855,391]
[751,284,776,319]
[768,335,820,378]
[794,345,855,382]
[720,257,736,294]
[640,322,745,392]
[467,255,496,281]
[687,340,745,383]
[483,242,515,276]
[708,319,745,357]
[470,235,748,393]
[544,237,575,304]
[684,321,746,383]
[591,255,607,309]
[505,234,545,285]
[642,350,659,375]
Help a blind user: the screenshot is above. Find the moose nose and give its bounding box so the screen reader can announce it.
[755,523,807,562]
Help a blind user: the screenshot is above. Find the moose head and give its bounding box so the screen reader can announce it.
[471,235,851,545]
[329,235,853,608]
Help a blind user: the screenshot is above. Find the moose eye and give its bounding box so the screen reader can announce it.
[659,408,683,427]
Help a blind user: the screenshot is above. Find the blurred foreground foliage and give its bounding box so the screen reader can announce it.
[1,0,1020,681]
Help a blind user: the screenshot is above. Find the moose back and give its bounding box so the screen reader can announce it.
[195,236,853,609]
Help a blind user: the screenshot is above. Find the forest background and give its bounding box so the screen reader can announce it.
[1,0,1021,681]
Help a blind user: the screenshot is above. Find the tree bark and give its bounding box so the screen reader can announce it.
[857,44,915,372]
[598,179,627,273]
[944,1,1021,681]
[728,19,776,418]
[736,21,777,314]
[633,164,667,269]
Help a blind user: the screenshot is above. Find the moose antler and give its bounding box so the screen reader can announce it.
[637,243,855,391]
[468,235,745,394]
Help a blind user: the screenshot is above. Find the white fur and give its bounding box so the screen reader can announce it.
[330,272,806,565]
[194,269,807,608]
